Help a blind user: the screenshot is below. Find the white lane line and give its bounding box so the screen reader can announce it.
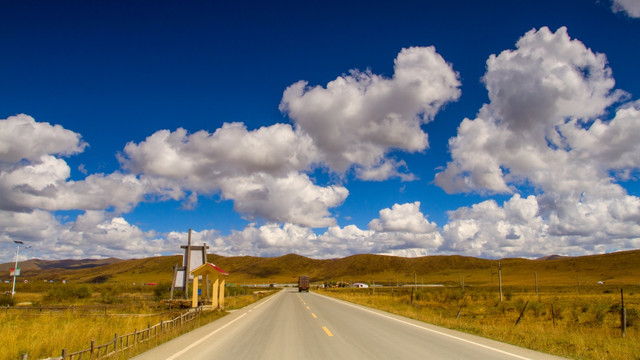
[166,292,280,360]
[318,294,532,360]
[166,313,247,360]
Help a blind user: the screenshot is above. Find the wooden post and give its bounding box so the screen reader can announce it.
[21,354,27,360]
[515,300,529,326]
[498,262,503,303]
[170,263,177,300]
[61,349,66,360]
[184,229,192,300]
[90,340,95,356]
[621,288,626,337]
[191,275,199,308]
[114,333,118,351]
[219,279,225,309]
[535,271,538,297]
[212,278,219,309]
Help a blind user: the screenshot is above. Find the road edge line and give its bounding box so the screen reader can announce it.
[316,293,533,360]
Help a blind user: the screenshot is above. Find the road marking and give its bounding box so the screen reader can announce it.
[166,292,279,360]
[318,294,533,360]
[322,326,333,337]
[306,306,310,310]
[312,313,317,318]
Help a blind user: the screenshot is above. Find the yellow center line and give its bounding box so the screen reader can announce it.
[322,326,333,337]
[312,313,317,318]
[306,306,310,310]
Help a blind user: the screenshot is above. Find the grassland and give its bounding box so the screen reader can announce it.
[4,250,639,287]
[318,285,639,359]
[1,250,638,359]
[0,283,274,360]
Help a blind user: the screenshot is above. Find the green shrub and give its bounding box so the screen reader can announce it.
[43,285,92,303]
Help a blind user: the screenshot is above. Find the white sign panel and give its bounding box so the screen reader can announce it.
[174,269,185,288]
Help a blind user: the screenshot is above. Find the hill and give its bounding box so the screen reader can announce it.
[0,257,122,274]
[2,250,639,287]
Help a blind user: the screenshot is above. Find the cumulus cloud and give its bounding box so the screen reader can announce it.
[120,123,347,227]
[0,114,87,164]
[440,195,549,258]
[0,115,154,214]
[280,46,460,179]
[0,209,171,260]
[612,0,640,18]
[436,27,626,195]
[435,27,640,257]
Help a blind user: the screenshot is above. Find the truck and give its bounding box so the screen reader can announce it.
[298,276,310,292]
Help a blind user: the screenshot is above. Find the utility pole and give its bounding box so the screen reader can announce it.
[498,262,503,303]
[11,240,30,298]
[535,271,538,296]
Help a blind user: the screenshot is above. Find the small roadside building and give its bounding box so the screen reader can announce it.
[190,263,229,309]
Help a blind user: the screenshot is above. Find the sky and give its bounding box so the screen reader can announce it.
[2,0,640,262]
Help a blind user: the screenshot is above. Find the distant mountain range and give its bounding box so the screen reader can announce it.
[1,250,638,286]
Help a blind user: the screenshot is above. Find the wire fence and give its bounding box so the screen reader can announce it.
[34,307,204,360]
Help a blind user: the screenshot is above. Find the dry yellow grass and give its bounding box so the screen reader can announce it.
[319,286,640,360]
[1,287,275,360]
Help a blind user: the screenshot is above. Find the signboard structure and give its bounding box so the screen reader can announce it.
[190,262,228,308]
[9,268,20,277]
[170,229,210,300]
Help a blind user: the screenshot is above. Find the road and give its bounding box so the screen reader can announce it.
[133,289,565,360]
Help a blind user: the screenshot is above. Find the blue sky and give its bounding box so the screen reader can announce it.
[1,0,640,262]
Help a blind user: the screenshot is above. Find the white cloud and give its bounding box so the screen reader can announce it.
[436,27,626,195]
[217,172,348,227]
[120,123,346,227]
[435,27,640,258]
[280,46,460,179]
[440,195,549,258]
[369,202,438,233]
[0,114,87,164]
[612,0,640,18]
[0,209,170,260]
[120,123,318,182]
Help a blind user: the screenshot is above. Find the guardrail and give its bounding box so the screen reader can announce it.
[38,307,203,360]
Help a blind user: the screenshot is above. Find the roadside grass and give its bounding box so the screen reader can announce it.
[318,286,639,360]
[1,283,277,360]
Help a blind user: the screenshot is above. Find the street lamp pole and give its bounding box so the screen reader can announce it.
[11,240,26,298]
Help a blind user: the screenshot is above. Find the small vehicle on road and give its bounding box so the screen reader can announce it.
[298,276,310,292]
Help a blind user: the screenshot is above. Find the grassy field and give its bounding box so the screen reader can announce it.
[0,283,275,360]
[1,250,638,358]
[5,250,639,287]
[318,285,639,360]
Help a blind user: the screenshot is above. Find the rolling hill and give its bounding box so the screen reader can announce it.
[2,250,639,287]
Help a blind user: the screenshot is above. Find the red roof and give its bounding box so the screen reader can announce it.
[207,263,229,275]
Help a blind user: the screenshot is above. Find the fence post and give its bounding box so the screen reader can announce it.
[61,349,66,360]
[90,340,95,357]
[114,333,118,352]
[21,354,27,360]
[515,300,529,326]
[621,288,626,337]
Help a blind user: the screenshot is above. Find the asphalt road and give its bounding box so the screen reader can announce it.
[133,289,565,360]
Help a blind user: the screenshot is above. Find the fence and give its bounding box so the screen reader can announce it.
[5,303,169,316]
[37,307,203,360]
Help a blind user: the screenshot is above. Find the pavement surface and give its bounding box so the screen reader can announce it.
[133,289,566,360]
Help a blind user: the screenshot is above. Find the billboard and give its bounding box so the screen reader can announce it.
[10,268,20,276]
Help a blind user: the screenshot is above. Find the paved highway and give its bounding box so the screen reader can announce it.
[134,289,565,360]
